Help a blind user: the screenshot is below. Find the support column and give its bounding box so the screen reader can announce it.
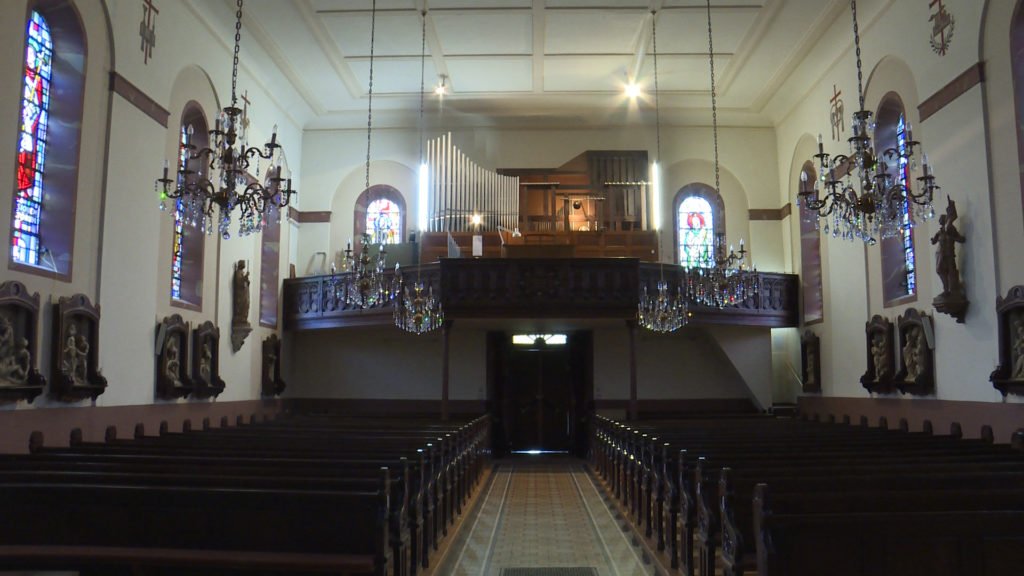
[442,320,453,421]
[627,319,638,420]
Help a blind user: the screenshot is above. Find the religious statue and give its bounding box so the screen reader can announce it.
[0,316,31,386]
[231,260,253,352]
[164,336,182,387]
[931,197,968,322]
[1012,312,1024,380]
[870,332,890,382]
[199,339,212,384]
[902,326,927,382]
[63,324,89,386]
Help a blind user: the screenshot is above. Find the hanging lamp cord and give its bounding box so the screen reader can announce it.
[706,0,721,199]
[419,8,427,164]
[651,10,661,164]
[365,0,377,191]
[851,0,865,111]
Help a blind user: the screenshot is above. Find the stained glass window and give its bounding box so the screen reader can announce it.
[366,198,401,245]
[171,125,189,300]
[11,12,52,266]
[677,196,714,267]
[897,114,916,296]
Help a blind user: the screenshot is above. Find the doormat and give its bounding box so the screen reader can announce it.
[497,565,598,569]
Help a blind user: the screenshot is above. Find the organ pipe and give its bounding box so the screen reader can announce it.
[424,132,520,232]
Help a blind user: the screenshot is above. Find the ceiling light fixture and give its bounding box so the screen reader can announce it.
[625,81,641,99]
[434,74,448,96]
[155,0,294,239]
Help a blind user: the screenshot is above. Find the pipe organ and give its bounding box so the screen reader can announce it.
[425,132,519,232]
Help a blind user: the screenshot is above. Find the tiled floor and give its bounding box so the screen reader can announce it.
[440,458,655,576]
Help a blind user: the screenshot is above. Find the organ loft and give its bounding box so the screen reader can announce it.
[1,0,1024,574]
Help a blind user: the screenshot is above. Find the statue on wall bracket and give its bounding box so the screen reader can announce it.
[931,196,968,323]
[231,259,252,352]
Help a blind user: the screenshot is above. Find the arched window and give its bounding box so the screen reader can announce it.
[1011,2,1024,228]
[354,185,406,248]
[170,103,208,309]
[875,93,917,305]
[9,3,86,279]
[674,183,725,267]
[11,11,52,267]
[799,161,823,323]
[259,169,282,328]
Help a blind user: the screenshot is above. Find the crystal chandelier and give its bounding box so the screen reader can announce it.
[156,0,294,239]
[798,0,938,243]
[637,12,687,334]
[330,233,398,309]
[684,0,759,310]
[393,6,443,335]
[686,234,758,308]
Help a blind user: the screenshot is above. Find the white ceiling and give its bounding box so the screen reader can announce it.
[231,0,853,130]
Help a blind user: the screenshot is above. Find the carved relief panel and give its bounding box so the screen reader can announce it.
[860,315,896,394]
[991,285,1024,396]
[801,330,821,394]
[261,334,285,397]
[50,294,107,402]
[0,281,45,403]
[894,309,935,395]
[155,314,191,400]
[192,320,226,399]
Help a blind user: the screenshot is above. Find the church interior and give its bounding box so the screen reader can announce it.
[2,0,1024,574]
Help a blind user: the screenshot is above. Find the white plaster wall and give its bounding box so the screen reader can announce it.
[635,327,754,401]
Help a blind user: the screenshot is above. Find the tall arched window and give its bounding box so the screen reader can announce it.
[799,161,823,323]
[1011,1,1024,227]
[876,93,917,305]
[9,2,86,279]
[674,183,725,267]
[170,103,208,309]
[11,11,52,267]
[354,185,406,248]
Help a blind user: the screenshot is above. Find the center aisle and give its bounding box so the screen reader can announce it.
[439,458,654,576]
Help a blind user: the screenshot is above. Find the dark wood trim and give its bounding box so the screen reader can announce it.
[284,398,486,417]
[287,207,332,224]
[441,321,452,421]
[594,398,759,415]
[627,320,637,420]
[918,62,984,122]
[109,71,169,127]
[797,396,1024,444]
[748,204,792,221]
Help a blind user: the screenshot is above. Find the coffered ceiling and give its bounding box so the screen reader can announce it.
[211,0,856,129]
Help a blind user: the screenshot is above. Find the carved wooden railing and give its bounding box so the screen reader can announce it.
[283,259,798,330]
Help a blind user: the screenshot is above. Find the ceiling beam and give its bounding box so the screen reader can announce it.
[532,0,545,94]
[293,0,364,100]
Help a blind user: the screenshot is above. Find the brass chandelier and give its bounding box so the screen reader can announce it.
[156,0,294,239]
[684,0,758,309]
[394,6,444,335]
[798,0,938,243]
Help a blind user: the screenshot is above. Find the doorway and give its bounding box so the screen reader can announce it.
[487,331,593,458]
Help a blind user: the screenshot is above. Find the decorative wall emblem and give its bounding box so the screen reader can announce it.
[829,84,845,141]
[861,315,896,394]
[140,0,159,65]
[928,0,954,56]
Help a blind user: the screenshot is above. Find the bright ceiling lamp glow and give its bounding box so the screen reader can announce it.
[434,74,448,96]
[625,81,641,99]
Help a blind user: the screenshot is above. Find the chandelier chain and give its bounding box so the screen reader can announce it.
[419,8,427,164]
[365,0,377,191]
[706,0,720,197]
[231,0,242,107]
[852,0,865,110]
[651,10,660,163]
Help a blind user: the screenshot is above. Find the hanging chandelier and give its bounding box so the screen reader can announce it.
[798,0,938,243]
[394,7,443,335]
[155,0,294,239]
[684,0,759,310]
[330,233,398,309]
[637,11,687,334]
[686,234,758,308]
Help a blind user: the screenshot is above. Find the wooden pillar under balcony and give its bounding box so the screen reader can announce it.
[441,320,453,421]
[627,319,638,420]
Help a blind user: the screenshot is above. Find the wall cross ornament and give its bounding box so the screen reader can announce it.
[140,0,158,65]
[928,0,954,56]
[829,84,844,141]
